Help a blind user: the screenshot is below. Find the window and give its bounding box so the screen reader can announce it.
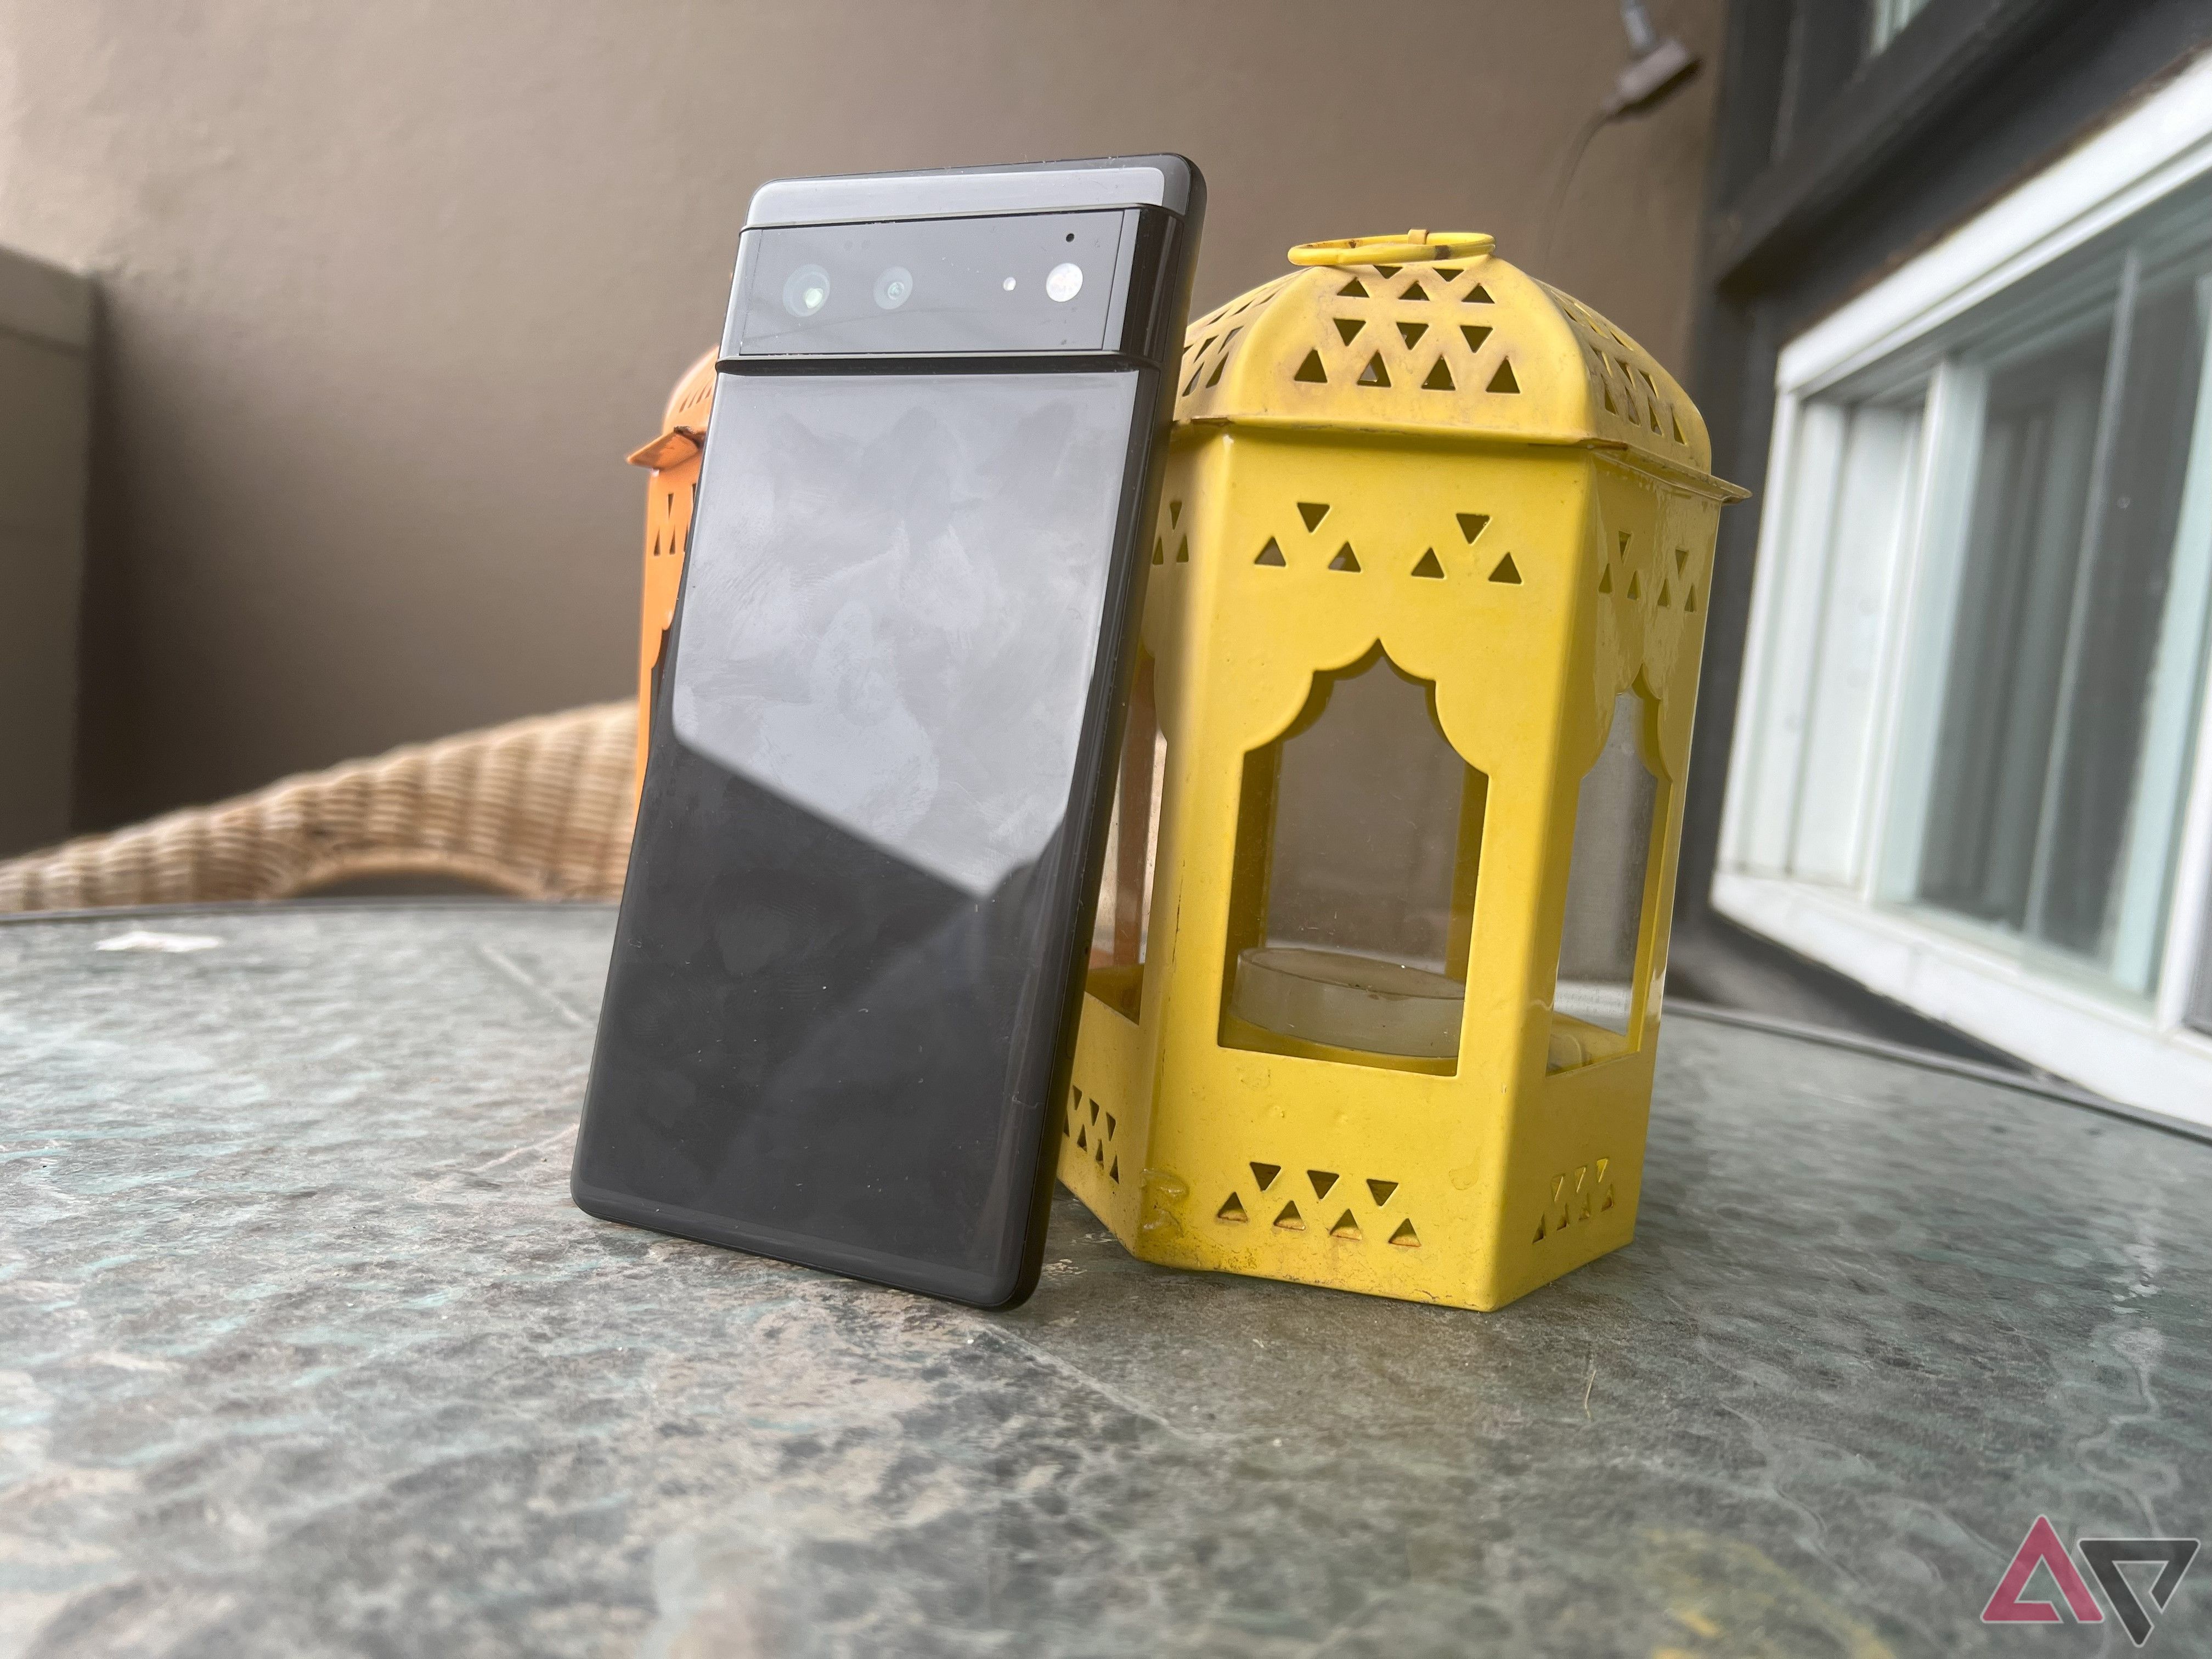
[1088,653,1165,1019]
[1867,0,1933,56]
[1553,691,1664,1070]
[1916,275,2203,977]
[1720,59,2212,1120]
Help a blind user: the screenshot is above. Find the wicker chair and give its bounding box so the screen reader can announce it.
[0,702,637,912]
[0,351,731,915]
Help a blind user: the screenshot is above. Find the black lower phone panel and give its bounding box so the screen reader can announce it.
[574,370,1146,1306]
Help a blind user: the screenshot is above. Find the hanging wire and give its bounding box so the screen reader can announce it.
[1537,109,1612,273]
[1534,0,1701,273]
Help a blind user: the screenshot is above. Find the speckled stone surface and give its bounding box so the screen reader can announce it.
[2,902,2207,1658]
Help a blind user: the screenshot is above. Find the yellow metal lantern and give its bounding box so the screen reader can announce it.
[1057,231,1746,1311]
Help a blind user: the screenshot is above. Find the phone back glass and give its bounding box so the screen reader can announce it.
[575,370,1139,1300]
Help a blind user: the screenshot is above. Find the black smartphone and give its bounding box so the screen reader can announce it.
[572,157,1203,1307]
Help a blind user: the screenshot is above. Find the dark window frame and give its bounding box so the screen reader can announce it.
[1673,0,2212,1057]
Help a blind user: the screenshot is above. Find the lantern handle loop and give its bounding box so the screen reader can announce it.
[1288,230,1495,268]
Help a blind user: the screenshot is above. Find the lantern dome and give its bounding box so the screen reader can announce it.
[1172,230,1714,483]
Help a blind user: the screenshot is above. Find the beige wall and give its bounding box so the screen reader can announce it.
[0,0,1722,832]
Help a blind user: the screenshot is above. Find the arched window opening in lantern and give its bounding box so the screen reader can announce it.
[1551,690,1663,1070]
[1088,652,1165,1020]
[1218,644,1488,1071]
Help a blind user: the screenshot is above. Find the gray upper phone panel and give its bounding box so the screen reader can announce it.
[746,159,1188,227]
[727,213,1127,357]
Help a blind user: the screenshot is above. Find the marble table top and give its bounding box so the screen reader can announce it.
[3,902,2207,1657]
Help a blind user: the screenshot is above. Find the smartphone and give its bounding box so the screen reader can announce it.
[572,157,1204,1307]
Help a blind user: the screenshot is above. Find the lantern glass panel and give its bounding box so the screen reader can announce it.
[1554,691,1661,1066]
[1220,647,1487,1069]
[1088,654,1163,1020]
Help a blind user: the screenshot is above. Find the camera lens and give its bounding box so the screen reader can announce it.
[873,266,914,311]
[782,264,831,318]
[1046,262,1084,303]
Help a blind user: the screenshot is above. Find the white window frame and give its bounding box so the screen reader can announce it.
[1717,49,2212,1126]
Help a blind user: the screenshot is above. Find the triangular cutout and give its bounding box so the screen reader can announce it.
[1533,1217,1547,1243]
[1487,359,1520,393]
[1308,1170,1339,1199]
[1366,1179,1398,1206]
[1329,1211,1362,1241]
[1685,584,1699,612]
[1434,267,1462,279]
[1602,381,1618,414]
[1658,579,1672,606]
[1273,1200,1305,1231]
[1090,1100,1099,1123]
[1062,1113,1070,1137]
[1674,546,1689,574]
[1412,549,1445,579]
[1175,536,1189,563]
[1094,1140,1104,1166]
[1152,538,1164,565]
[1338,278,1369,297]
[1387,1218,1420,1248]
[1108,1157,1119,1182]
[1373,266,1402,278]
[1217,1192,1248,1223]
[1182,364,1204,396]
[1465,284,1493,303]
[1396,320,1427,347]
[1422,359,1455,391]
[1460,324,1492,352]
[1328,544,1361,572]
[1255,538,1286,567]
[1489,553,1522,584]
[1250,1161,1281,1190]
[1599,566,1613,593]
[1627,573,1641,600]
[1357,353,1390,388]
[1168,501,1182,526]
[1105,1113,1116,1138]
[1671,409,1686,444]
[1334,317,1364,345]
[1294,350,1328,384]
[1617,532,1631,558]
[1297,501,1331,531]
[1400,280,1431,302]
[1456,512,1489,543]
[1595,1158,1609,1183]
[1206,358,1226,388]
[1602,1187,1616,1210]
[1076,1125,1087,1149]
